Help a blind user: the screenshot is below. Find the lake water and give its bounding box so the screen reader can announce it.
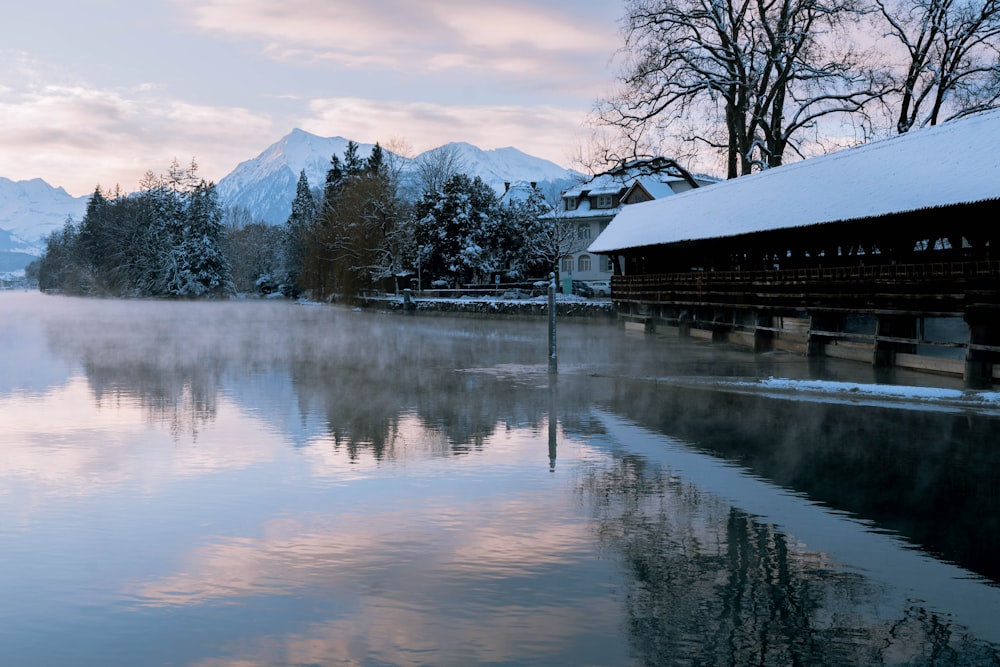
[2,292,999,666]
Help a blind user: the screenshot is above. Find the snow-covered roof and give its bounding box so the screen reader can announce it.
[499,180,538,206]
[561,174,628,198]
[562,171,697,199]
[635,179,681,199]
[589,110,1000,254]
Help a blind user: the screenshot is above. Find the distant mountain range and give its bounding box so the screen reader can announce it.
[0,130,583,272]
[217,128,582,224]
[0,177,89,272]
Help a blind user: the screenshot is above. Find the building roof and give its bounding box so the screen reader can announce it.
[562,171,706,199]
[555,169,716,220]
[589,110,1000,254]
[499,180,539,207]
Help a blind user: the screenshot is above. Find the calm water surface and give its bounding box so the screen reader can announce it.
[1,292,998,666]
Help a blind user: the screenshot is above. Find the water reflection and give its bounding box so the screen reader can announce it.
[2,293,999,666]
[579,439,1000,665]
[598,377,1000,583]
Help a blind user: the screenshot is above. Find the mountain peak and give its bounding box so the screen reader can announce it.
[0,177,88,256]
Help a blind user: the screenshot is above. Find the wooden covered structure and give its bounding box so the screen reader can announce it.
[589,112,1000,385]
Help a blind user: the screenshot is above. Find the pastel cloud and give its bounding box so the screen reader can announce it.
[0,52,276,195]
[301,96,588,166]
[178,0,617,87]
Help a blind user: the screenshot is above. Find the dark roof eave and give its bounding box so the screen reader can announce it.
[592,197,1000,254]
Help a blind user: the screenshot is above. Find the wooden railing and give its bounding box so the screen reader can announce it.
[610,260,1000,314]
[612,260,1000,290]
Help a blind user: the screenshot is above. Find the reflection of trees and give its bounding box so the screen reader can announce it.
[602,378,1000,584]
[580,454,1000,666]
[46,310,222,438]
[43,300,582,455]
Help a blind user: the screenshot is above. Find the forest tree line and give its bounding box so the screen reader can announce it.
[34,160,232,298]
[32,145,574,301]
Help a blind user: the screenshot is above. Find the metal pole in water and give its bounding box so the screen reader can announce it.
[548,272,557,374]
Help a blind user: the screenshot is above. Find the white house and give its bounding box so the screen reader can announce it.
[551,168,716,283]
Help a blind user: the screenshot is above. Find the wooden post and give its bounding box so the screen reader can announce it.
[964,310,997,388]
[548,273,557,374]
[754,312,773,353]
[807,313,835,357]
[874,315,916,368]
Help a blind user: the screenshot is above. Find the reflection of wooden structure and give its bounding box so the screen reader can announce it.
[590,112,1000,385]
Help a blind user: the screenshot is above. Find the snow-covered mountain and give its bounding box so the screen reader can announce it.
[0,178,88,250]
[216,130,380,225]
[216,129,583,224]
[430,141,581,195]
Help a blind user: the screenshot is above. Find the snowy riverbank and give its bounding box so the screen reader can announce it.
[639,375,1000,416]
[357,292,617,318]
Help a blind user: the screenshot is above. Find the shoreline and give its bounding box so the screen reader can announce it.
[357,294,617,319]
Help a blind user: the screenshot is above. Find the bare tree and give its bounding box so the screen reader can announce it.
[518,184,586,280]
[413,144,466,195]
[597,0,888,178]
[876,0,1000,133]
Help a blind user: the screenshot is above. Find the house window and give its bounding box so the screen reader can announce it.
[595,194,614,209]
[577,223,591,240]
[565,197,578,211]
[605,256,614,272]
[560,256,574,274]
[578,255,592,272]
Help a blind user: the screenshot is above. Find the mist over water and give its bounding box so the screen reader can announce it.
[2,292,998,666]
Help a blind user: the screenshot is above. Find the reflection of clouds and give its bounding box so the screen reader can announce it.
[133,496,613,665]
[127,425,614,666]
[0,377,287,504]
[0,307,74,395]
[188,599,614,667]
[130,498,590,608]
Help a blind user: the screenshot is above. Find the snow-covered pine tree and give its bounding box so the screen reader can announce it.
[165,180,233,297]
[283,169,316,295]
[413,173,503,286]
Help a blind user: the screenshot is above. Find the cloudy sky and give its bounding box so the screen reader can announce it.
[1,1,625,197]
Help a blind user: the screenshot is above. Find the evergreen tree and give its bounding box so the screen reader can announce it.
[365,143,386,178]
[413,173,504,286]
[284,169,316,294]
[37,219,89,294]
[343,140,364,175]
[37,159,233,298]
[164,179,233,297]
[77,186,112,287]
[223,222,285,294]
[324,155,345,206]
[301,142,403,300]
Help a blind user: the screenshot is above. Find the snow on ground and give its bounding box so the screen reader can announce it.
[718,376,1000,415]
[364,291,606,306]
